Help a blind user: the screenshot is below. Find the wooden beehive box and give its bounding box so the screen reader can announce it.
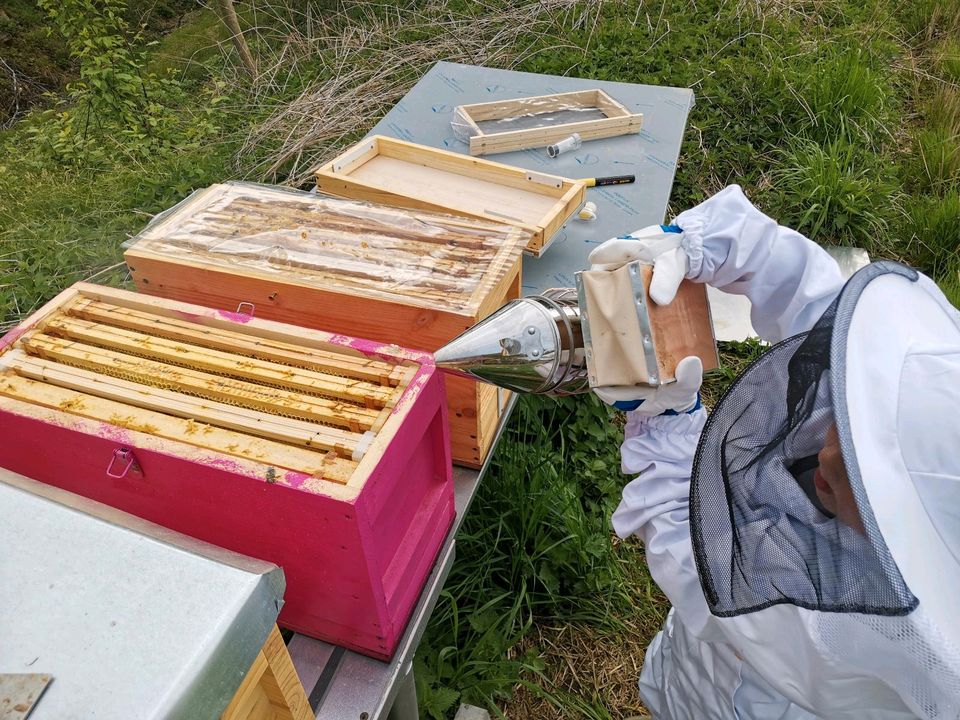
[313,135,587,256]
[124,182,529,467]
[0,283,453,660]
[453,89,643,157]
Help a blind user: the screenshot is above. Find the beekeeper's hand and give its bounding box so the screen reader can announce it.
[591,186,847,342]
[593,356,703,414]
[588,224,688,306]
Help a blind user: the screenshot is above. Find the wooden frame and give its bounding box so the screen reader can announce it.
[313,135,586,256]
[124,182,528,467]
[222,626,312,720]
[454,89,643,157]
[0,283,454,659]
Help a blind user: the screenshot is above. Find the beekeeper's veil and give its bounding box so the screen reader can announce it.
[690,261,960,718]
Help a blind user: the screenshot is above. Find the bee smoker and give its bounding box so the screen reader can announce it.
[434,261,719,397]
[434,288,590,397]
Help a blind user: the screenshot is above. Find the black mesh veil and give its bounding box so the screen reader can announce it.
[690,263,919,618]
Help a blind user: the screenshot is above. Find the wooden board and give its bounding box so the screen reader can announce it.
[314,136,587,256]
[646,270,720,378]
[454,89,643,157]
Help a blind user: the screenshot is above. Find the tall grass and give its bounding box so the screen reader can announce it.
[899,0,960,44]
[788,43,892,146]
[901,192,960,278]
[935,36,960,81]
[772,137,894,250]
[416,394,636,718]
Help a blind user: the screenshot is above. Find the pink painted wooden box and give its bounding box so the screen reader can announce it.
[0,282,453,660]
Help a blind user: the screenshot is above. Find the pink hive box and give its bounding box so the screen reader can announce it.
[0,282,453,660]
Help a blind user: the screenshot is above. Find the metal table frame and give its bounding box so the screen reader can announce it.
[289,397,518,720]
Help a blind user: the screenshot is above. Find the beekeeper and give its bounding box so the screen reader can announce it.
[587,185,960,719]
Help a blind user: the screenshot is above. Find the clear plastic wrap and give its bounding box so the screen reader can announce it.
[451,103,606,142]
[125,182,530,312]
[451,89,643,156]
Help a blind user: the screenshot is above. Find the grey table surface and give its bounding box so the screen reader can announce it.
[0,469,285,720]
[293,61,693,720]
[366,61,694,295]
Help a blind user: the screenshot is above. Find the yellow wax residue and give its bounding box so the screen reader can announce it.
[59,397,86,412]
[106,412,157,435]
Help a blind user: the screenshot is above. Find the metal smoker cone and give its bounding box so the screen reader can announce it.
[434,292,589,396]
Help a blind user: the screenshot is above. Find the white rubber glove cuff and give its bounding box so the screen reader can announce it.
[593,356,704,416]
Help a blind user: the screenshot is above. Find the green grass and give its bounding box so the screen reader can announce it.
[901,191,960,277]
[935,36,960,81]
[899,0,960,44]
[912,126,960,194]
[772,137,895,250]
[788,42,894,147]
[416,393,635,718]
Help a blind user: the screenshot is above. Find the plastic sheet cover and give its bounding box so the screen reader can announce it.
[451,102,607,141]
[126,182,530,313]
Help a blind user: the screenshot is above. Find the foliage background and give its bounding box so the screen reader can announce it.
[1,0,957,716]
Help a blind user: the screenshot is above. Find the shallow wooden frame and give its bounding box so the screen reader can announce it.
[0,283,454,659]
[124,183,528,467]
[455,89,643,157]
[222,625,312,720]
[313,135,587,256]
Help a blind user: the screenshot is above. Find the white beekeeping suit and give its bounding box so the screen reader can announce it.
[589,185,960,719]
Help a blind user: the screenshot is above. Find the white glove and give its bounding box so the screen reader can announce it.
[588,224,689,306]
[593,356,703,415]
